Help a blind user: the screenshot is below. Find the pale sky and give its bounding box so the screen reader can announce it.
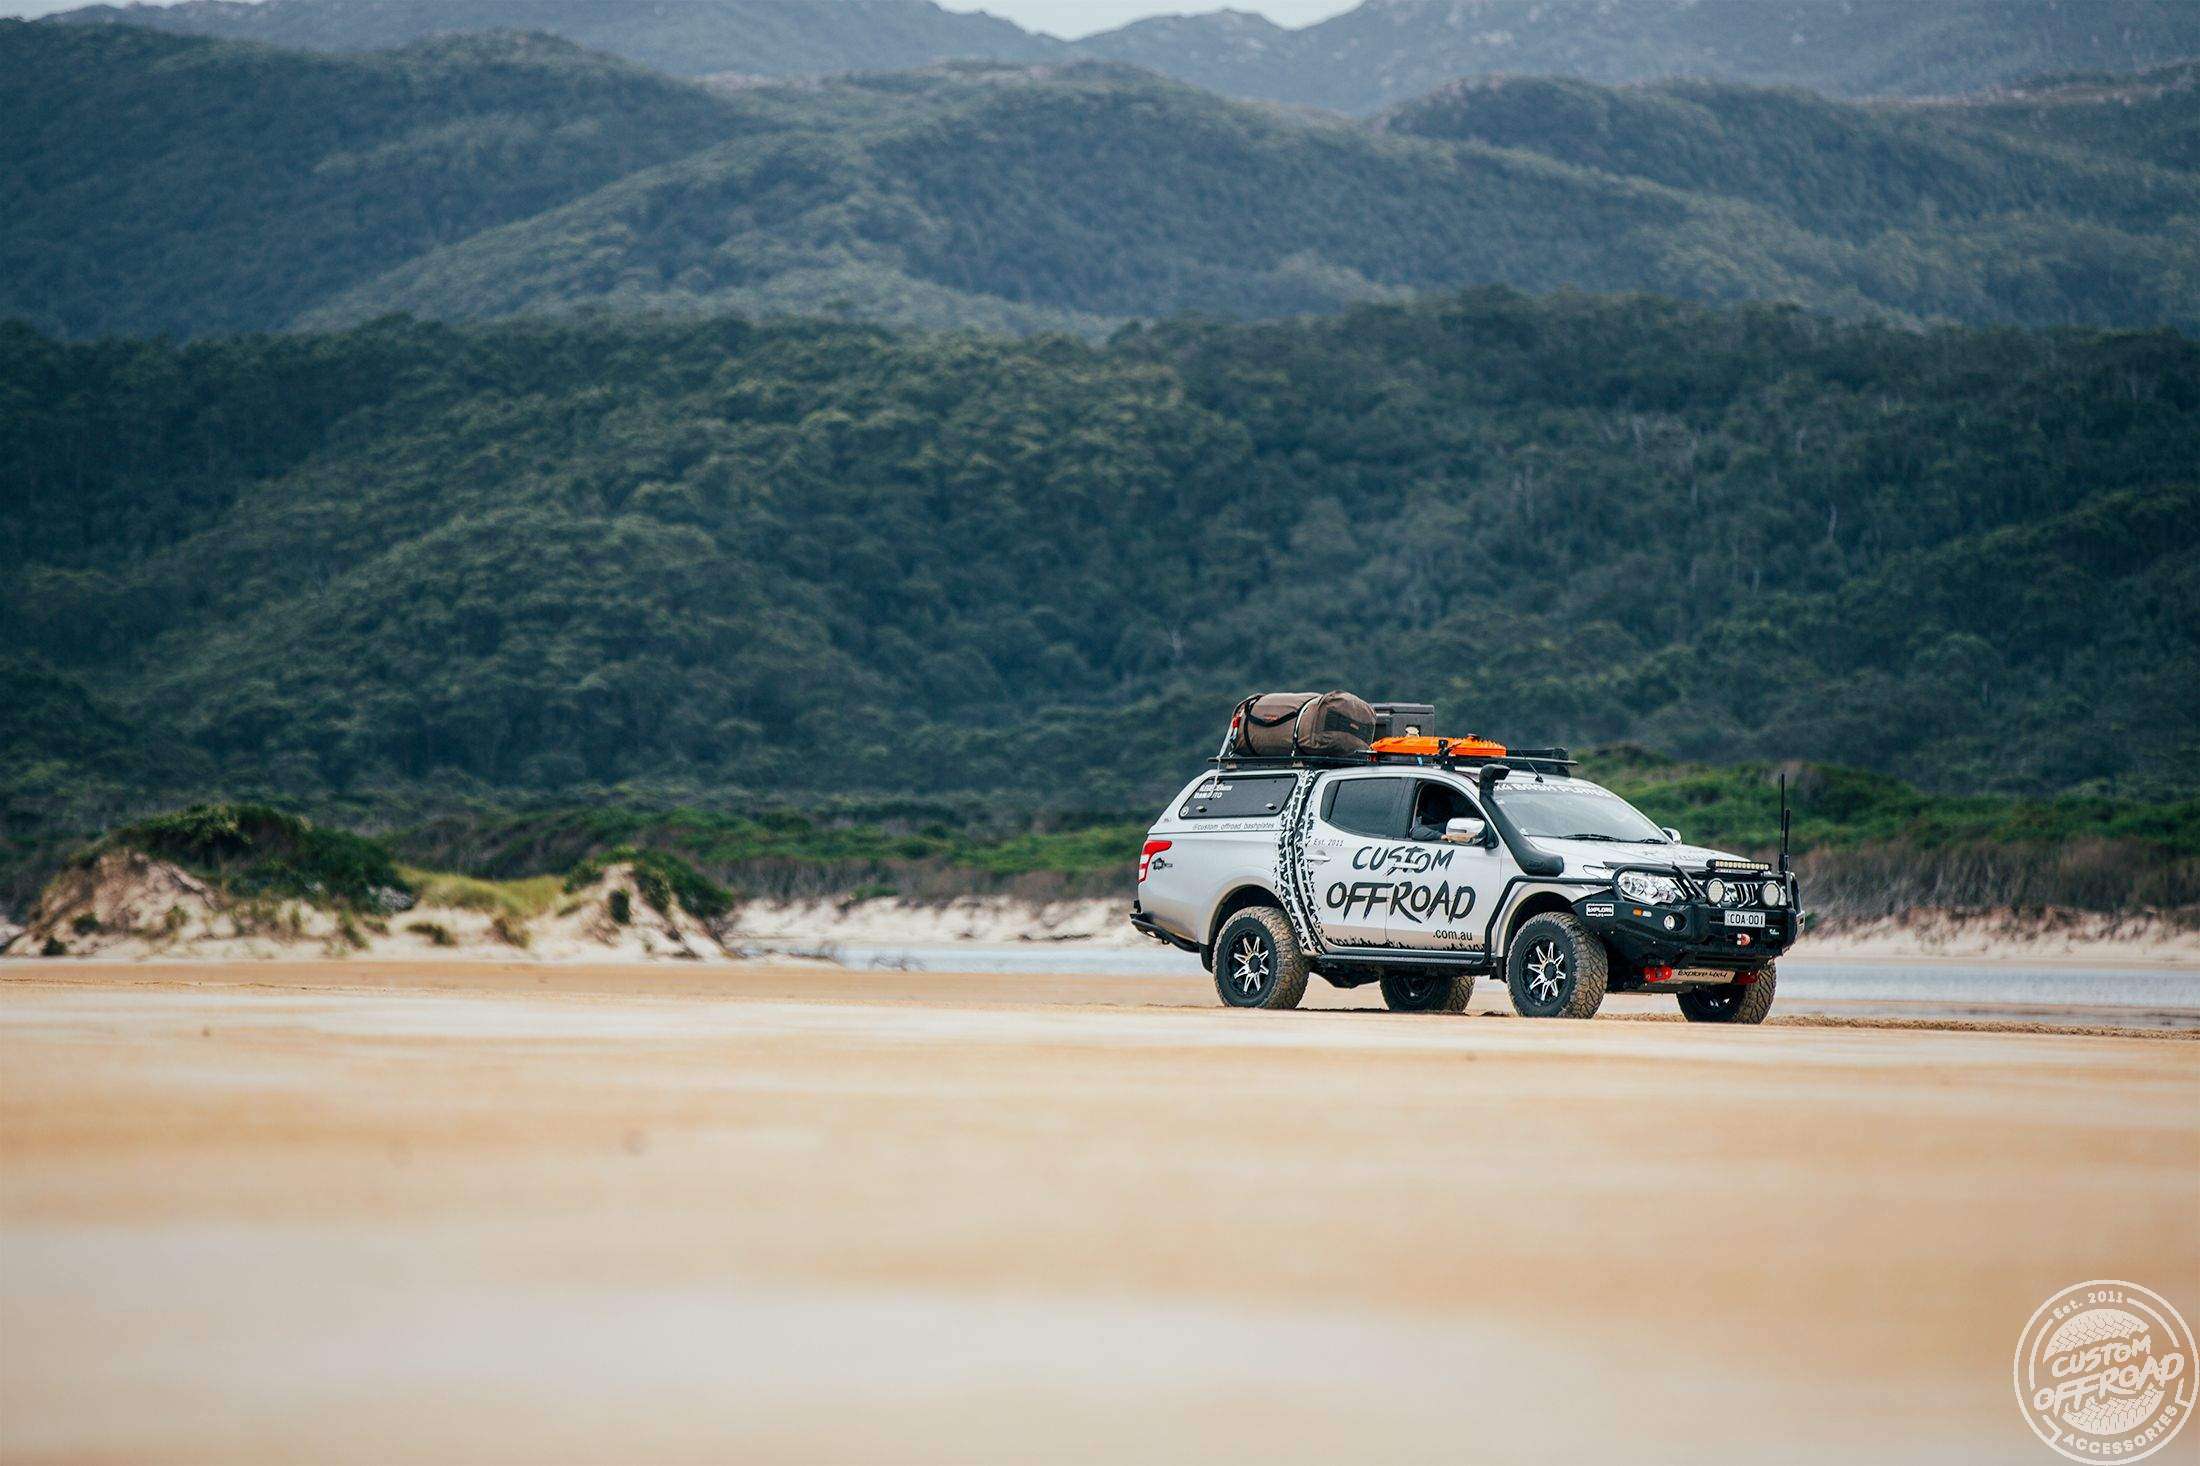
[0,0,1363,38]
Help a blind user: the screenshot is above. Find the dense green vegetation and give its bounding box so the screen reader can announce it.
[1075,0,2200,113]
[10,26,2198,340]
[564,847,732,922]
[1597,750,2200,858]
[9,6,2193,935]
[0,25,778,338]
[380,755,2200,908]
[397,801,1151,905]
[1922,62,2200,175]
[49,0,2200,112]
[89,803,412,908]
[333,64,2200,337]
[4,290,2194,907]
[50,0,1052,80]
[1381,74,2196,241]
[20,760,2191,931]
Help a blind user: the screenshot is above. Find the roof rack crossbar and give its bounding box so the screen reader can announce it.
[1211,744,1577,774]
[1210,753,1374,770]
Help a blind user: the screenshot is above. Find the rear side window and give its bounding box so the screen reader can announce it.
[1178,774,1295,820]
[1322,777,1407,839]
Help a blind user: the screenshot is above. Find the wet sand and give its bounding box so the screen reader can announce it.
[4,962,2196,1463]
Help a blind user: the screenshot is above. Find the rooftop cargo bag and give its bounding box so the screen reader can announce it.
[1228,691,1377,757]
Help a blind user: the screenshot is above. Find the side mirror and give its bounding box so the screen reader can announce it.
[1444,816,1488,845]
[1661,826,1683,844]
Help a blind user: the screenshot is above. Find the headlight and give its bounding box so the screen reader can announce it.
[1704,877,1728,905]
[1616,871,1683,905]
[1762,880,1787,907]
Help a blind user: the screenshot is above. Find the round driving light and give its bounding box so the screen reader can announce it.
[1704,878,1728,905]
[1762,880,1786,907]
[1662,914,1681,931]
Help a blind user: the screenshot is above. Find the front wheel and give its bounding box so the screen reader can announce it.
[1505,913,1608,1019]
[1379,970,1474,1013]
[1212,907,1309,1010]
[1678,965,1777,1024]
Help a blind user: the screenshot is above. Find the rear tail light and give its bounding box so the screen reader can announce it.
[1139,838,1172,882]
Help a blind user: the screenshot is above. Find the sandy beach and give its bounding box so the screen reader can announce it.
[3,960,2196,1463]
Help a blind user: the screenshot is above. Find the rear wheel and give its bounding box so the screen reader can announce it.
[1678,965,1777,1024]
[1212,907,1309,1010]
[1505,913,1608,1019]
[1379,970,1474,1013]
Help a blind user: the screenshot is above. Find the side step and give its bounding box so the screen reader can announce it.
[1319,947,1495,976]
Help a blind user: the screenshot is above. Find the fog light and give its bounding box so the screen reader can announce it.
[1662,914,1681,931]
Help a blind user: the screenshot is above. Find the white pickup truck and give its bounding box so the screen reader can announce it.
[1129,745,1795,1022]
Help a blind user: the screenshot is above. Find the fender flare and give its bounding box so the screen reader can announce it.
[1204,883,1290,955]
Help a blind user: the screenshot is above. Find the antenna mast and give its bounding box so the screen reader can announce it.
[1779,770,1792,875]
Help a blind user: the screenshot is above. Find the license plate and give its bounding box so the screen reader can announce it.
[1722,910,1766,928]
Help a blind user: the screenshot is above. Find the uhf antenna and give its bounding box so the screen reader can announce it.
[1778,770,1792,875]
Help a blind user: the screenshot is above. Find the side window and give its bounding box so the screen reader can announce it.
[1179,774,1295,820]
[1409,781,1480,840]
[1322,777,1406,839]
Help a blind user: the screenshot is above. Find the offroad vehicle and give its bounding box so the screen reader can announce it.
[1129,729,1797,1021]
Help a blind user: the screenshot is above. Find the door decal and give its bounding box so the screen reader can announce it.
[1326,877,1477,926]
[1276,772,1328,953]
[1353,845,1454,874]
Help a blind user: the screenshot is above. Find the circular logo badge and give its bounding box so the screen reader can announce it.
[2015,1280,2194,1461]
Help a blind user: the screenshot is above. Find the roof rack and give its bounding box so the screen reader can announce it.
[1488,746,1580,777]
[1211,743,1578,777]
[1210,752,1374,771]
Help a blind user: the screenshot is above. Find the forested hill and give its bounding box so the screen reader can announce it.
[6,291,2196,850]
[1908,61,2200,173]
[1074,0,2200,112]
[48,0,1054,78]
[311,64,2200,339]
[1378,71,2197,239]
[0,25,758,339]
[8,24,2199,341]
[48,0,2200,112]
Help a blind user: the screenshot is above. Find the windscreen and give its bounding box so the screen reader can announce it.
[1491,779,1669,843]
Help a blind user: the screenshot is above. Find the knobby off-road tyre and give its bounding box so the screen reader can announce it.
[1505,912,1609,1019]
[1379,971,1474,1013]
[1677,964,1777,1024]
[1213,907,1310,1010]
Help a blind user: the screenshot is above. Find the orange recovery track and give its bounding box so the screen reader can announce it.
[1368,735,1506,759]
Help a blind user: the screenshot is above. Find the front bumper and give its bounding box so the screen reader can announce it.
[1574,889,1796,975]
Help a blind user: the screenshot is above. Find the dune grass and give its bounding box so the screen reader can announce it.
[395,866,565,922]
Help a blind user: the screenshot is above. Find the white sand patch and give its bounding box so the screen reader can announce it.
[729,895,1140,950]
[528,863,734,962]
[1802,907,2200,966]
[16,849,265,957]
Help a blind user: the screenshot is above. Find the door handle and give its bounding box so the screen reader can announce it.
[1307,848,1334,864]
